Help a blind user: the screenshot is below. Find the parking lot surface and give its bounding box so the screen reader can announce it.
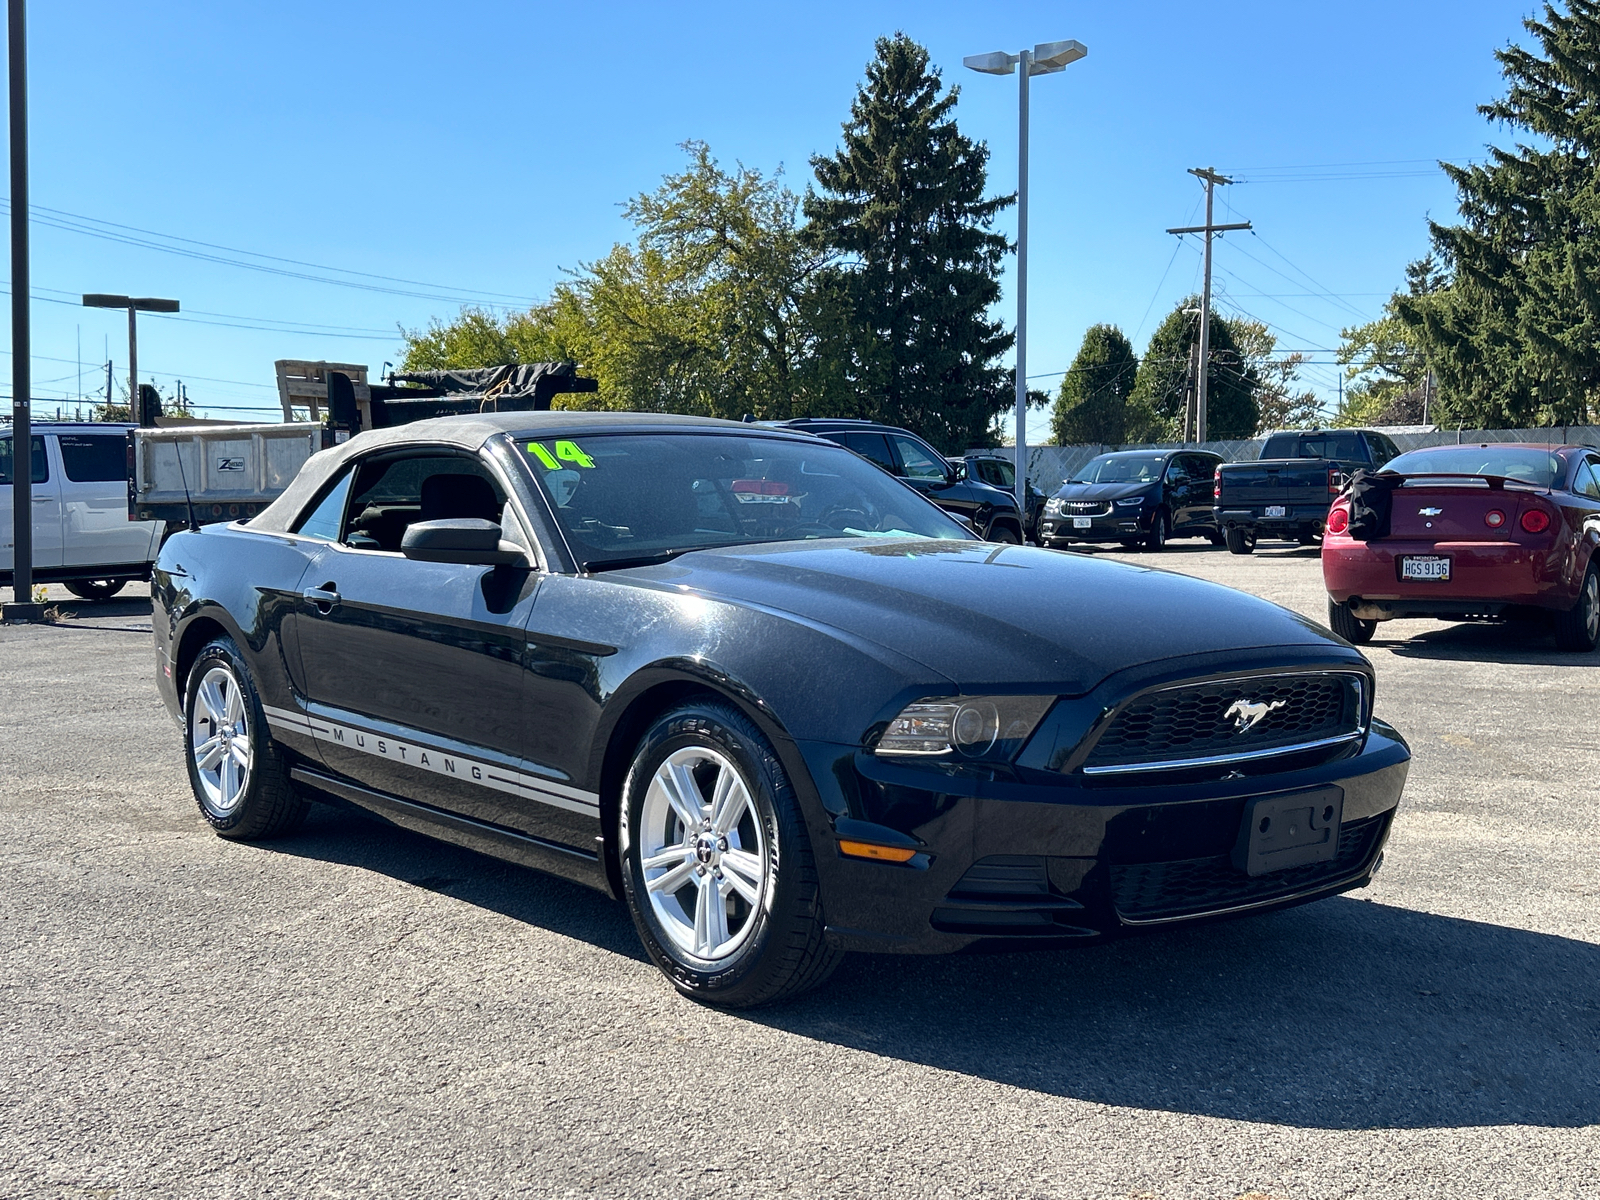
[2,547,1596,1200]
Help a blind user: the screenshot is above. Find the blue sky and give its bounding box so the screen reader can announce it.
[13,1,1534,437]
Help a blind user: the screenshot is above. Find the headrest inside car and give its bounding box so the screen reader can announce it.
[420,473,501,523]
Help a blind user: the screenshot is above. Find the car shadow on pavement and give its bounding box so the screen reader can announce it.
[41,595,153,623]
[747,896,1600,1131]
[266,803,648,963]
[1378,617,1599,665]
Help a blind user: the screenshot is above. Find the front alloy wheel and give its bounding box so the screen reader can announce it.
[638,745,769,961]
[620,700,841,1007]
[1144,509,1169,551]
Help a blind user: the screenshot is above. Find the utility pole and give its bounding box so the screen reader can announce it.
[3,0,40,621]
[1166,168,1250,444]
[104,359,113,409]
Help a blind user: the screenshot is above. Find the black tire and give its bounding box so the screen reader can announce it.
[63,579,126,601]
[1225,527,1256,555]
[183,636,310,839]
[1553,562,1600,652]
[1328,598,1377,645]
[619,700,841,1008]
[987,523,1022,545]
[1144,509,1169,551]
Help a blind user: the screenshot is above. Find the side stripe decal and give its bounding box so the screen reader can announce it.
[259,703,599,817]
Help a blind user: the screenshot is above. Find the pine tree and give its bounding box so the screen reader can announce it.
[1128,299,1259,441]
[1399,0,1600,427]
[1051,324,1138,444]
[804,34,1015,453]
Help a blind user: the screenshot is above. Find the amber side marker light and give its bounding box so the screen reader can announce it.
[839,839,917,863]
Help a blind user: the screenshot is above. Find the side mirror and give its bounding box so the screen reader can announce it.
[950,462,967,482]
[401,518,524,566]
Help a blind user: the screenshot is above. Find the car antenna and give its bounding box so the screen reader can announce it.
[171,438,199,531]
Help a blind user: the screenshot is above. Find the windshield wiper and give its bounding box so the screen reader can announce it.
[585,548,698,572]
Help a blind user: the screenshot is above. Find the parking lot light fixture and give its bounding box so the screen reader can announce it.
[83,294,180,427]
[964,39,1087,520]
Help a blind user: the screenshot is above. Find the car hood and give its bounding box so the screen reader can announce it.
[1053,481,1157,502]
[617,539,1334,694]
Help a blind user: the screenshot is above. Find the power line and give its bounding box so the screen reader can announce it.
[0,199,541,309]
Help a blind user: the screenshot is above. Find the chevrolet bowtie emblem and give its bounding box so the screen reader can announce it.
[1224,698,1287,733]
[1418,507,1443,516]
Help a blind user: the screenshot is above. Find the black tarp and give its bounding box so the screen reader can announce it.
[365,362,598,428]
[1346,468,1398,540]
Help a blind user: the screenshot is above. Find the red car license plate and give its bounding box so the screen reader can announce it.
[1400,555,1451,582]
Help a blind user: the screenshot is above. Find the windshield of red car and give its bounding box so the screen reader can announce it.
[517,432,970,569]
[1385,445,1565,488]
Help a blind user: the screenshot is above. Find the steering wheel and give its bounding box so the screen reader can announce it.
[815,504,875,532]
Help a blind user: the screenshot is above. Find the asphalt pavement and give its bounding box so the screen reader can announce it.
[1,549,1596,1200]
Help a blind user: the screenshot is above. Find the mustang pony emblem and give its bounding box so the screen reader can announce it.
[1224,698,1287,733]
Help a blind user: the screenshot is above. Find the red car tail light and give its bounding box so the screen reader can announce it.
[1521,507,1551,534]
[1326,504,1350,535]
[1213,467,1222,500]
[1485,509,1506,528]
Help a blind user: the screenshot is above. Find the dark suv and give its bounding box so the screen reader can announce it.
[955,451,1046,543]
[776,419,1026,543]
[1039,448,1225,551]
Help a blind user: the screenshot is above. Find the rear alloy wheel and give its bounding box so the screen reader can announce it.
[64,579,126,601]
[184,637,310,839]
[1144,509,1169,552]
[1553,562,1600,652]
[1225,527,1256,555]
[1328,598,1376,645]
[621,700,840,1007]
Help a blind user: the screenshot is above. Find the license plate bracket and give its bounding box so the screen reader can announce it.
[1264,504,1287,518]
[1231,787,1343,877]
[1072,517,1092,529]
[1400,554,1452,582]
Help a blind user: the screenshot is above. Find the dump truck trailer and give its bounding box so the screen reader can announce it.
[129,363,597,527]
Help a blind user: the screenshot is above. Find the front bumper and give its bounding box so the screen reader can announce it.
[1039,508,1147,544]
[797,720,1408,955]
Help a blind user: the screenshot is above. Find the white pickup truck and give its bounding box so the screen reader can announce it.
[1,422,165,599]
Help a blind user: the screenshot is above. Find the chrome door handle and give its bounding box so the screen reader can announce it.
[302,585,340,611]
[32,496,52,504]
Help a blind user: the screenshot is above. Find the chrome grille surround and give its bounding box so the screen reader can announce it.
[1080,670,1368,778]
[1061,500,1111,515]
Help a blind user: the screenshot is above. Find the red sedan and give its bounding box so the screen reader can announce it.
[1322,443,1600,651]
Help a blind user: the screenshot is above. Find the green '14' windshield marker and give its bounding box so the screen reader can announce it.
[526,442,561,470]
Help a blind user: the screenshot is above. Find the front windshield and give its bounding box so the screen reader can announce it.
[1072,454,1166,484]
[1386,445,1564,488]
[518,431,970,569]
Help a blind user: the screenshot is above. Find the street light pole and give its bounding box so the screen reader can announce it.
[964,39,1086,522]
[83,294,180,424]
[3,0,39,622]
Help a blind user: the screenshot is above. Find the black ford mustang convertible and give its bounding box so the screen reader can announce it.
[152,412,1410,1006]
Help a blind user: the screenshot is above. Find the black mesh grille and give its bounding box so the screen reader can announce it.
[1061,500,1110,515]
[1109,814,1386,921]
[1084,674,1359,771]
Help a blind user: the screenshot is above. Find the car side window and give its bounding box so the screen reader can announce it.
[341,453,507,551]
[890,436,948,481]
[0,435,48,485]
[1368,434,1398,467]
[838,432,896,472]
[58,434,128,482]
[1575,457,1600,500]
[293,469,354,541]
[1164,457,1190,485]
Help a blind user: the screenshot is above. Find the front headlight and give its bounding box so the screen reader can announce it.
[1044,497,1064,515]
[875,695,1056,761]
[1115,496,1145,507]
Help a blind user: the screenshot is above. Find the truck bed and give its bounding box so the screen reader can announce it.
[130,424,324,525]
